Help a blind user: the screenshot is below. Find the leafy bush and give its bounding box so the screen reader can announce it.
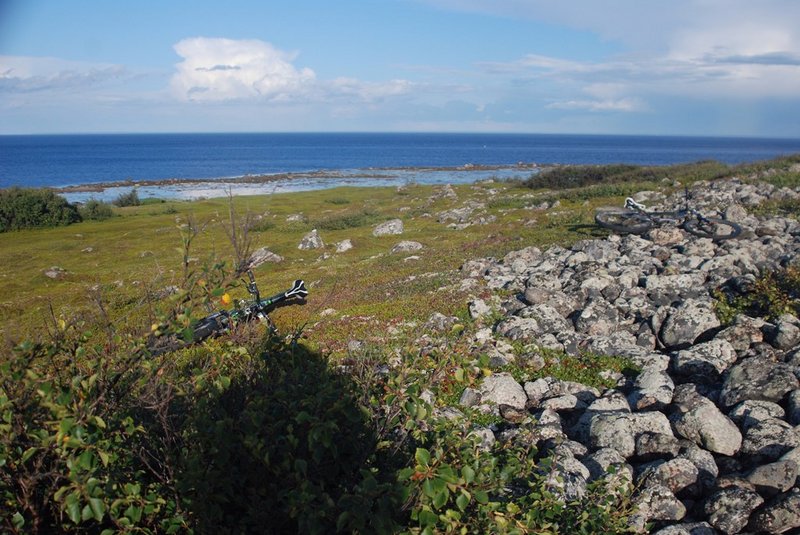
[0,187,81,232]
[315,209,381,231]
[715,264,800,323]
[112,189,141,208]
[79,199,115,221]
[526,161,729,191]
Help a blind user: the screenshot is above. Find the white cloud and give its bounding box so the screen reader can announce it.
[170,37,317,102]
[426,0,800,106]
[0,56,126,93]
[169,37,417,106]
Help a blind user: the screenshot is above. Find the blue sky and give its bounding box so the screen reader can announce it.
[1,0,799,136]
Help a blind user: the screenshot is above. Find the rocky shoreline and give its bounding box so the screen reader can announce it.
[450,178,800,533]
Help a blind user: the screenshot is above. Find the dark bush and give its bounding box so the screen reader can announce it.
[0,187,81,232]
[112,189,140,207]
[526,160,730,190]
[78,199,115,221]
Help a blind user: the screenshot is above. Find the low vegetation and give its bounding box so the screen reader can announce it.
[0,187,81,232]
[1,156,799,532]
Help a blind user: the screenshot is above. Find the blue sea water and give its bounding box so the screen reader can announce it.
[1,133,799,202]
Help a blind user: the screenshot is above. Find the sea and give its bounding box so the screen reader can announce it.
[2,133,800,203]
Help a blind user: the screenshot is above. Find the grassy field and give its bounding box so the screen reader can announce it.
[2,155,798,356]
[0,179,609,353]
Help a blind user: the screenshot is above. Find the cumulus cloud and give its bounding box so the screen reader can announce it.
[170,37,317,102]
[169,37,417,105]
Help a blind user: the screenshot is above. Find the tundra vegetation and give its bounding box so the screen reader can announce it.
[1,155,799,533]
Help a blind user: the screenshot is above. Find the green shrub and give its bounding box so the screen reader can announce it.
[315,209,381,231]
[112,189,141,207]
[526,161,729,191]
[714,264,800,323]
[0,187,81,232]
[79,199,115,221]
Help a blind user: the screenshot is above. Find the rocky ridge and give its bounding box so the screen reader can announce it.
[450,178,800,533]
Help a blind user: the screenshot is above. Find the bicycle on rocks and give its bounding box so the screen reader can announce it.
[191,270,308,342]
[595,194,742,241]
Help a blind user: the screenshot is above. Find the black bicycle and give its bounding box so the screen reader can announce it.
[192,271,308,342]
[595,196,741,241]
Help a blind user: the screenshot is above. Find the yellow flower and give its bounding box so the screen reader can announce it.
[221,293,233,306]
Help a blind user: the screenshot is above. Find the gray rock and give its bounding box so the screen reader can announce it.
[728,400,786,430]
[468,298,493,320]
[247,246,284,267]
[391,240,423,253]
[789,389,800,425]
[747,489,800,534]
[704,487,764,534]
[372,218,404,236]
[719,356,800,408]
[582,447,633,482]
[740,417,800,461]
[478,373,527,411]
[715,315,766,352]
[650,522,716,535]
[298,228,325,250]
[766,317,800,350]
[542,453,590,502]
[745,460,799,495]
[628,367,674,410]
[494,316,541,341]
[670,384,742,456]
[335,239,353,253]
[573,298,620,336]
[660,298,721,349]
[459,387,480,408]
[634,484,687,523]
[518,304,573,335]
[635,432,681,460]
[637,458,699,494]
[678,443,719,493]
[44,266,67,279]
[589,411,673,458]
[670,339,738,381]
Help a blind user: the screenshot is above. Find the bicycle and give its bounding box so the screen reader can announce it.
[594,195,742,241]
[191,271,308,342]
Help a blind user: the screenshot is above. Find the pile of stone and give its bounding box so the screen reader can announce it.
[454,178,800,533]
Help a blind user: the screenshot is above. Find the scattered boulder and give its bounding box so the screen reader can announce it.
[373,218,404,236]
[247,246,284,267]
[298,229,324,250]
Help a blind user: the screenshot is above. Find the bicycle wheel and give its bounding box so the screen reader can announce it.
[595,210,654,235]
[682,217,741,241]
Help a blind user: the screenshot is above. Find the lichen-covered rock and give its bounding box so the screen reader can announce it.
[588,412,673,458]
[247,246,284,267]
[703,486,764,534]
[298,228,325,250]
[747,489,800,534]
[637,458,699,494]
[478,373,527,411]
[670,384,742,456]
[670,339,738,380]
[372,218,404,236]
[745,459,799,495]
[659,299,721,349]
[628,367,674,410]
[740,417,800,461]
[719,356,800,408]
